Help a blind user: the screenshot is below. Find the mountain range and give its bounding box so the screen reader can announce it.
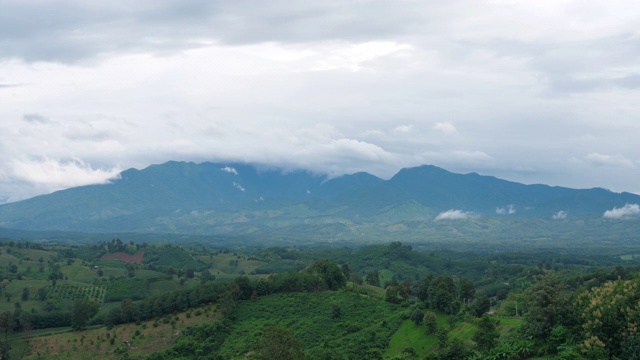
[0,161,639,245]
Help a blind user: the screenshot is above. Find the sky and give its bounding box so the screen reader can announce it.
[1,0,640,203]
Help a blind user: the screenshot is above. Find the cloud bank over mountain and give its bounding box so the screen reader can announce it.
[604,204,640,219]
[1,1,640,202]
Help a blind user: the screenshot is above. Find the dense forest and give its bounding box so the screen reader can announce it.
[0,237,639,359]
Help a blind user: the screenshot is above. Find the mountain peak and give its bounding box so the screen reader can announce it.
[0,161,638,235]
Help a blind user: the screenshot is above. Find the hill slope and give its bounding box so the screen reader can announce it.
[0,161,639,243]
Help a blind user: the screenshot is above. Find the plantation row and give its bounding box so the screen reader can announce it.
[46,285,107,304]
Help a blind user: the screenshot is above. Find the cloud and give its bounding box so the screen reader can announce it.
[221,166,238,175]
[603,204,640,219]
[9,158,121,194]
[434,122,457,134]
[393,125,414,134]
[552,211,567,219]
[496,205,516,215]
[435,209,476,221]
[232,181,245,192]
[22,113,50,124]
[1,1,640,201]
[585,153,635,168]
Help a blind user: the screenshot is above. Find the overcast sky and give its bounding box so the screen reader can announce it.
[1,0,640,203]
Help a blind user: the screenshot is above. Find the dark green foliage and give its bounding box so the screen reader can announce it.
[331,304,343,319]
[574,278,640,359]
[409,307,423,326]
[143,245,209,272]
[307,259,346,291]
[521,272,570,343]
[251,326,306,360]
[36,287,47,301]
[29,312,72,329]
[254,260,302,274]
[217,291,401,359]
[0,340,10,360]
[108,282,227,326]
[424,311,438,335]
[71,299,99,330]
[416,276,432,302]
[106,279,149,302]
[429,275,457,314]
[436,326,449,349]
[458,278,475,301]
[473,295,490,317]
[0,312,14,340]
[365,271,380,287]
[473,315,499,353]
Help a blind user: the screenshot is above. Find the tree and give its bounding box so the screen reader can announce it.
[341,264,351,280]
[36,288,47,301]
[473,295,490,317]
[0,340,10,360]
[331,304,343,319]
[575,278,640,359]
[185,268,195,279]
[521,272,570,342]
[71,299,99,330]
[365,271,380,287]
[416,276,432,302]
[21,287,29,301]
[200,270,212,284]
[436,326,449,349]
[409,308,424,326]
[473,315,499,353]
[430,275,457,313]
[350,273,363,287]
[458,278,475,301]
[0,312,14,341]
[251,326,306,360]
[308,260,346,290]
[424,311,438,335]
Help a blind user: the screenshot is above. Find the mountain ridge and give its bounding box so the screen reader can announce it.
[0,161,638,238]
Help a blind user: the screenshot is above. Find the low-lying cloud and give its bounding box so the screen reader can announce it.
[9,158,121,198]
[603,203,640,219]
[435,209,475,221]
[221,166,238,175]
[552,211,567,220]
[496,204,516,215]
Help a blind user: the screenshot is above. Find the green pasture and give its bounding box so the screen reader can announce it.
[217,290,402,359]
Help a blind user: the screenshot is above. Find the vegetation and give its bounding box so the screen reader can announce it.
[0,237,639,359]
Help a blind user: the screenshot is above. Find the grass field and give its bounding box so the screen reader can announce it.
[23,305,220,360]
[385,314,522,358]
[217,290,402,359]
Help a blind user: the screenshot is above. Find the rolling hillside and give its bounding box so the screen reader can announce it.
[0,161,639,244]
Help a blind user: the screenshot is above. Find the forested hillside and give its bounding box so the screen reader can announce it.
[0,238,638,359]
[1,162,639,248]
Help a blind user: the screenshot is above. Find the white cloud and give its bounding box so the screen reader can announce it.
[496,204,516,215]
[309,41,414,72]
[434,122,457,134]
[393,124,414,134]
[221,166,238,175]
[552,210,567,219]
[2,1,640,201]
[9,158,121,196]
[603,204,640,219]
[435,209,476,221]
[585,153,635,168]
[232,182,246,192]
